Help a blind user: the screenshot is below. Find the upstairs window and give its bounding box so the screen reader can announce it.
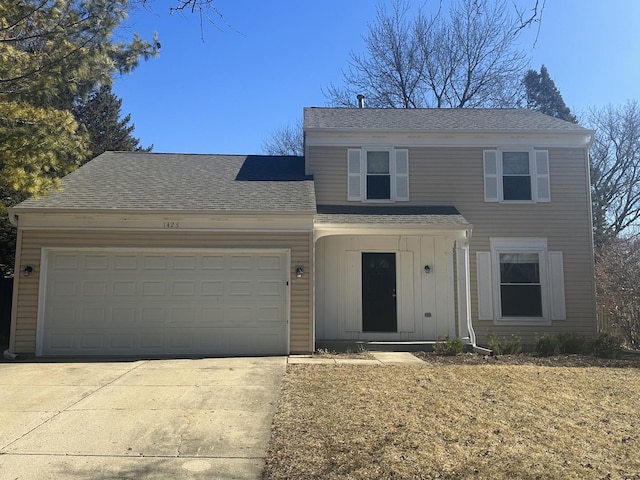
[366,151,391,200]
[348,148,409,202]
[484,149,550,203]
[502,152,532,200]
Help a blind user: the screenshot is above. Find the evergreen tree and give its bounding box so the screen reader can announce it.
[0,0,159,275]
[0,0,158,200]
[523,65,577,123]
[73,85,151,161]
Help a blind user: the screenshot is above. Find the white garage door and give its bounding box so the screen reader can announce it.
[39,249,289,356]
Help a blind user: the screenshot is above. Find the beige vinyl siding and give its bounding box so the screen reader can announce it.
[11,230,313,354]
[308,144,595,344]
[307,146,348,204]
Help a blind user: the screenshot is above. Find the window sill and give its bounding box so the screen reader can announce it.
[494,317,551,326]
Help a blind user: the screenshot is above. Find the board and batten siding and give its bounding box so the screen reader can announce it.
[316,234,457,341]
[307,145,596,344]
[11,230,313,354]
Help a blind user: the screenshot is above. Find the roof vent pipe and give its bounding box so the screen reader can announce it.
[357,94,365,109]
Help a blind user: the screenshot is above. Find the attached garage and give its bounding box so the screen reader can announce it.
[38,249,289,356]
[7,153,315,358]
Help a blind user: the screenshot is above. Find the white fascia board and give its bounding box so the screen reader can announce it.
[13,210,315,232]
[305,130,593,148]
[314,223,472,241]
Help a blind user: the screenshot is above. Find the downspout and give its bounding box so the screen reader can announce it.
[4,213,19,360]
[456,228,476,347]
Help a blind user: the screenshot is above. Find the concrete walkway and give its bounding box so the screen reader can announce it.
[0,356,286,479]
[288,351,425,365]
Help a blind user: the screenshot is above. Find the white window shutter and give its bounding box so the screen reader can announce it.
[476,252,494,320]
[548,251,566,320]
[347,149,362,201]
[535,150,551,202]
[345,251,361,331]
[483,150,499,202]
[395,149,410,201]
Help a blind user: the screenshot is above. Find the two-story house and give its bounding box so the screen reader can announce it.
[4,107,595,358]
[307,108,595,349]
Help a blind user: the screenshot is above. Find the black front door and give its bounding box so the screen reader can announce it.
[362,252,397,332]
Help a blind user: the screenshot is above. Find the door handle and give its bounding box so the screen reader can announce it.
[391,290,396,298]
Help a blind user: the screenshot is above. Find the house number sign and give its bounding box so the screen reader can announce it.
[163,222,180,229]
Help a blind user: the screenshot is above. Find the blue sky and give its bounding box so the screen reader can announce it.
[113,0,640,154]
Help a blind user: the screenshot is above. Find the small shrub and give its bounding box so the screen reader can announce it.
[535,333,560,357]
[592,332,623,358]
[315,348,335,357]
[487,331,522,355]
[556,332,588,354]
[434,336,464,356]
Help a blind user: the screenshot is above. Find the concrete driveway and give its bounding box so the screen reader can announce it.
[0,356,286,479]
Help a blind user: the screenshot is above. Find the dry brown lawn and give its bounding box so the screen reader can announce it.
[264,354,640,480]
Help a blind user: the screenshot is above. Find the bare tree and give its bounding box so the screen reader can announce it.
[262,120,304,157]
[325,0,529,109]
[595,237,640,348]
[588,102,640,248]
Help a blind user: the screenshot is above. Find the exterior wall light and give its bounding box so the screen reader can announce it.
[22,265,34,276]
[295,265,305,278]
[424,265,432,274]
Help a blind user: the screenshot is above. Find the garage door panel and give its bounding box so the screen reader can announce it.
[258,255,282,270]
[53,254,79,269]
[80,333,103,349]
[201,256,225,269]
[140,332,164,349]
[113,281,136,296]
[112,307,135,325]
[173,255,197,269]
[114,255,137,269]
[141,308,165,325]
[201,282,224,296]
[49,333,74,350]
[230,255,253,270]
[81,307,105,326]
[41,250,288,356]
[85,255,109,269]
[257,306,283,322]
[144,256,167,269]
[172,281,195,296]
[84,281,107,296]
[229,281,252,296]
[258,280,281,296]
[142,282,166,296]
[51,280,77,297]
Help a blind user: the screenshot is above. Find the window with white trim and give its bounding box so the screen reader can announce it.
[476,238,566,326]
[483,149,550,203]
[499,252,542,317]
[366,150,391,200]
[347,148,409,202]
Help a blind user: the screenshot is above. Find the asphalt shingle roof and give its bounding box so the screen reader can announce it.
[304,107,591,133]
[315,205,469,226]
[15,152,316,213]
